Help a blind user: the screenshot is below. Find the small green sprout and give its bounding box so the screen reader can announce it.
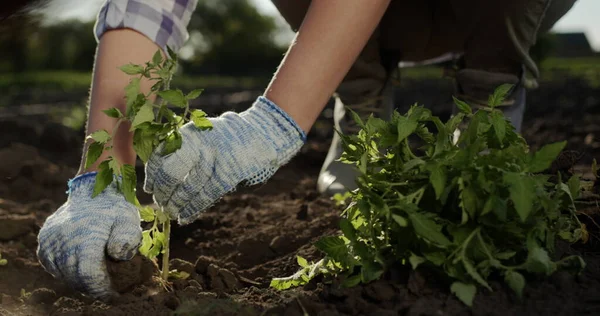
[85,47,212,281]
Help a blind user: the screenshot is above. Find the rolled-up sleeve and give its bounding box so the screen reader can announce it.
[94,0,198,52]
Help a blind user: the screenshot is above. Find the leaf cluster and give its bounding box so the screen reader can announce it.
[84,48,212,271]
[271,85,586,306]
[86,48,212,202]
[138,206,170,259]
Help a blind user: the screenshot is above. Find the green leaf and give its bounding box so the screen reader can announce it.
[332,192,352,206]
[558,230,574,241]
[191,109,213,130]
[365,116,387,134]
[121,164,137,205]
[345,108,365,130]
[407,105,431,121]
[0,259,7,266]
[504,270,525,299]
[361,261,384,283]
[446,112,465,132]
[339,218,357,241]
[481,195,494,216]
[492,197,508,221]
[429,165,446,200]
[150,81,162,92]
[556,255,586,274]
[139,206,155,222]
[139,230,152,256]
[154,231,166,252]
[125,78,141,111]
[186,89,204,100]
[102,107,123,118]
[526,246,555,276]
[168,270,190,280]
[503,173,535,222]
[459,181,478,221]
[161,131,183,156]
[314,236,348,263]
[451,282,477,307]
[92,160,113,197]
[423,251,446,266]
[156,209,169,224]
[392,214,408,227]
[403,158,425,172]
[166,46,178,61]
[567,175,581,199]
[108,158,120,175]
[490,110,506,144]
[85,142,104,169]
[495,251,517,260]
[270,269,310,290]
[88,130,111,144]
[147,231,165,258]
[297,256,309,268]
[152,50,163,65]
[397,116,418,143]
[409,253,426,269]
[120,63,145,75]
[131,103,155,130]
[408,213,451,247]
[528,141,567,173]
[341,274,362,288]
[462,258,492,290]
[453,96,472,115]
[152,232,167,253]
[488,84,514,108]
[133,128,155,163]
[158,89,187,108]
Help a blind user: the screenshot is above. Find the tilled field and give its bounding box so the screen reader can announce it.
[1,78,599,315]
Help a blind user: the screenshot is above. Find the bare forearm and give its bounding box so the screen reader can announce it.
[265,0,391,133]
[78,29,161,174]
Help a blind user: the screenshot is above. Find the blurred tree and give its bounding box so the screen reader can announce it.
[36,20,97,71]
[0,18,96,72]
[182,0,286,76]
[0,0,286,76]
[0,16,41,72]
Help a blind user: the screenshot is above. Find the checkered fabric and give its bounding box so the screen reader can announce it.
[95,0,198,51]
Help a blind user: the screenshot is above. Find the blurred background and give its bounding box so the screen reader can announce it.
[0,0,598,168]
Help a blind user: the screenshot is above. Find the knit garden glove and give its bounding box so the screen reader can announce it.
[37,173,142,299]
[144,96,306,224]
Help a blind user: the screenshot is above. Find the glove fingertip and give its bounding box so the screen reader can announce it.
[178,196,220,226]
[106,227,142,261]
[143,164,158,194]
[91,286,119,303]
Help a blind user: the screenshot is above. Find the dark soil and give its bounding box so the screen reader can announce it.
[1,77,599,316]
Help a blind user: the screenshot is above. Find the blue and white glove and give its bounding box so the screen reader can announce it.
[144,96,306,224]
[37,173,142,299]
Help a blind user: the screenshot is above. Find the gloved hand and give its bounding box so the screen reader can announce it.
[37,172,142,299]
[144,96,306,224]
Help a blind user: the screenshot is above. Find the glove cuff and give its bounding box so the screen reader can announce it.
[254,96,307,142]
[246,96,307,167]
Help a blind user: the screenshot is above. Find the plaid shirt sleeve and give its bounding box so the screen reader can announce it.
[94,0,198,52]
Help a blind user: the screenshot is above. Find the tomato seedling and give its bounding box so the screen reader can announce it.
[85,47,212,281]
[272,85,587,306]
